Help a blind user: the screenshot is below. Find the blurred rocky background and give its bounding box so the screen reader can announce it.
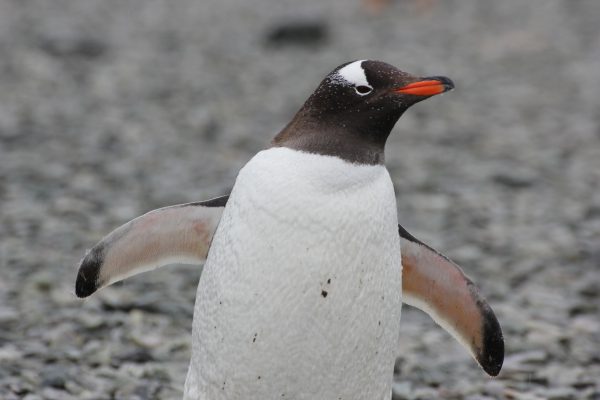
[1,0,599,399]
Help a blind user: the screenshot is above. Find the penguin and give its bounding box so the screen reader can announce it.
[75,60,503,400]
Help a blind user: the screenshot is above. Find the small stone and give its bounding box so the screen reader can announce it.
[264,18,328,48]
[492,169,536,188]
[413,387,439,400]
[540,387,577,400]
[0,307,19,324]
[0,345,22,362]
[113,381,161,400]
[484,380,506,397]
[503,350,548,372]
[38,34,107,60]
[79,313,105,329]
[392,381,412,400]
[116,348,154,364]
[40,387,74,400]
[466,395,496,400]
[41,368,67,390]
[22,394,43,400]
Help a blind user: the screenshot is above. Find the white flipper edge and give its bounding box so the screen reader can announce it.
[75,196,228,298]
[399,224,504,376]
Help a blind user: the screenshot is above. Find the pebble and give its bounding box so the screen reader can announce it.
[0,307,19,324]
[1,0,599,399]
[391,381,412,399]
[264,17,328,48]
[540,387,578,400]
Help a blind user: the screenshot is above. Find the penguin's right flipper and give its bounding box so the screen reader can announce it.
[75,195,229,298]
[399,224,504,377]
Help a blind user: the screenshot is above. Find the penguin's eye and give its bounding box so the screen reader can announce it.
[355,85,373,96]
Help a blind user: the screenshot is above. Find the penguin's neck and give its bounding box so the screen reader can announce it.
[271,107,401,165]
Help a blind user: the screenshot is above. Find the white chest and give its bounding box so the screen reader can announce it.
[185,148,402,400]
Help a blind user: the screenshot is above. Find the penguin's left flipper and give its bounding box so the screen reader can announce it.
[399,224,504,377]
[75,195,229,298]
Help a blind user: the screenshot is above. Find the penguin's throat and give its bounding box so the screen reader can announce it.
[271,115,398,165]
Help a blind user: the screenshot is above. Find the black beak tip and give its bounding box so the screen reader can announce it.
[425,75,455,92]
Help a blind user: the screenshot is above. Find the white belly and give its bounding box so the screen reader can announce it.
[184,148,402,400]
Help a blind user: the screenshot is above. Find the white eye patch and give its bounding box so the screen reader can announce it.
[332,60,373,96]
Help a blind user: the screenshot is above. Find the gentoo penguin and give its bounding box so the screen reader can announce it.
[75,60,503,399]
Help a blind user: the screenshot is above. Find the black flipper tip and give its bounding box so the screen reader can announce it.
[74,247,104,298]
[477,303,504,376]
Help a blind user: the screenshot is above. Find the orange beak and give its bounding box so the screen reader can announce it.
[394,76,454,96]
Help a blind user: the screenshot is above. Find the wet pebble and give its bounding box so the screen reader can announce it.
[1,0,599,399]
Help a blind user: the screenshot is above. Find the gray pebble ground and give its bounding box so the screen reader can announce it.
[1,0,599,399]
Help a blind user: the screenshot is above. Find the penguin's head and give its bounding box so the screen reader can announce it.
[273,59,454,164]
[317,60,452,106]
